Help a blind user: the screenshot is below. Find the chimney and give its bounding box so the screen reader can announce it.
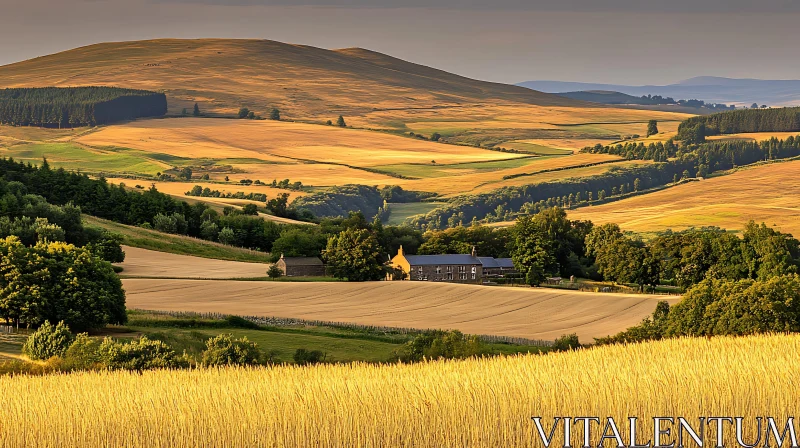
[471,246,477,257]
[398,245,404,256]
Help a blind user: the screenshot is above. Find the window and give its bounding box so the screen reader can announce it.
[446,266,452,273]
[460,273,466,280]
[471,273,476,280]
[417,266,423,273]
[447,273,453,280]
[471,266,477,273]
[435,266,441,274]
[458,266,466,273]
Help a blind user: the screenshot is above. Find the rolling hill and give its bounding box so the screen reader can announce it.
[0,39,581,117]
[519,76,800,107]
[569,159,800,237]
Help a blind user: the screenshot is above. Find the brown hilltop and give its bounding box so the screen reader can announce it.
[0,38,583,117]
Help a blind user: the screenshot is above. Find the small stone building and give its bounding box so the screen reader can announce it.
[275,254,326,277]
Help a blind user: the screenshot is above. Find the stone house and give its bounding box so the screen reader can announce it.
[477,257,518,277]
[389,246,516,283]
[275,254,326,277]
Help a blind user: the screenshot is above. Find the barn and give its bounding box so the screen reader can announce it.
[275,254,326,277]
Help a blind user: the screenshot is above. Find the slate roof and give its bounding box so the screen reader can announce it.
[477,257,499,268]
[281,257,324,266]
[496,258,515,269]
[404,254,482,266]
[478,257,516,269]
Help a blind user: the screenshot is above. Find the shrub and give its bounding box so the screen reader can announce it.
[99,336,188,371]
[86,231,125,263]
[218,227,237,246]
[242,204,259,216]
[551,333,580,352]
[401,330,483,362]
[293,348,325,365]
[267,264,283,280]
[21,321,75,360]
[201,334,262,366]
[153,213,187,234]
[62,333,103,370]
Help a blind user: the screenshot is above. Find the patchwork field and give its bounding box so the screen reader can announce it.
[570,160,800,236]
[0,334,792,447]
[77,118,523,167]
[0,119,658,201]
[122,279,677,341]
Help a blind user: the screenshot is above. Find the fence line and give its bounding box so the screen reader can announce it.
[133,309,554,348]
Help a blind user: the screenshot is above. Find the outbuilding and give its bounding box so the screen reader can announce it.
[275,254,326,277]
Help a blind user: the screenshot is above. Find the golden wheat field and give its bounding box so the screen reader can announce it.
[104,176,308,202]
[706,131,800,142]
[570,160,800,236]
[122,278,676,340]
[0,334,795,447]
[70,118,656,196]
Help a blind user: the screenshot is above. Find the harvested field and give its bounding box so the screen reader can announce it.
[570,160,800,236]
[103,177,308,203]
[706,131,800,142]
[122,279,677,340]
[118,246,270,279]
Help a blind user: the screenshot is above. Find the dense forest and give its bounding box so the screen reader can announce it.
[0,87,167,127]
[677,106,800,141]
[291,185,384,219]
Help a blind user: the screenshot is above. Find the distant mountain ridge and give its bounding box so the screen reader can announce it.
[518,77,800,107]
[0,39,582,117]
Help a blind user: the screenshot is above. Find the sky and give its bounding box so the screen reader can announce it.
[1,0,799,85]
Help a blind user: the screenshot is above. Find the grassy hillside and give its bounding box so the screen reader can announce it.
[0,334,794,446]
[569,159,800,236]
[84,215,272,263]
[0,39,578,117]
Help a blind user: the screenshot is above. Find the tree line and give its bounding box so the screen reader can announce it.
[0,87,167,127]
[677,106,800,142]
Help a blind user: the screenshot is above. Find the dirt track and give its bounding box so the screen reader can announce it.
[118,246,270,279]
[122,279,677,341]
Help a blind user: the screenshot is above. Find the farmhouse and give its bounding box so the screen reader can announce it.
[389,246,517,283]
[477,257,517,278]
[275,254,326,277]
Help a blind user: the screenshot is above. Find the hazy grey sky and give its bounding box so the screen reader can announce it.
[2,0,799,84]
